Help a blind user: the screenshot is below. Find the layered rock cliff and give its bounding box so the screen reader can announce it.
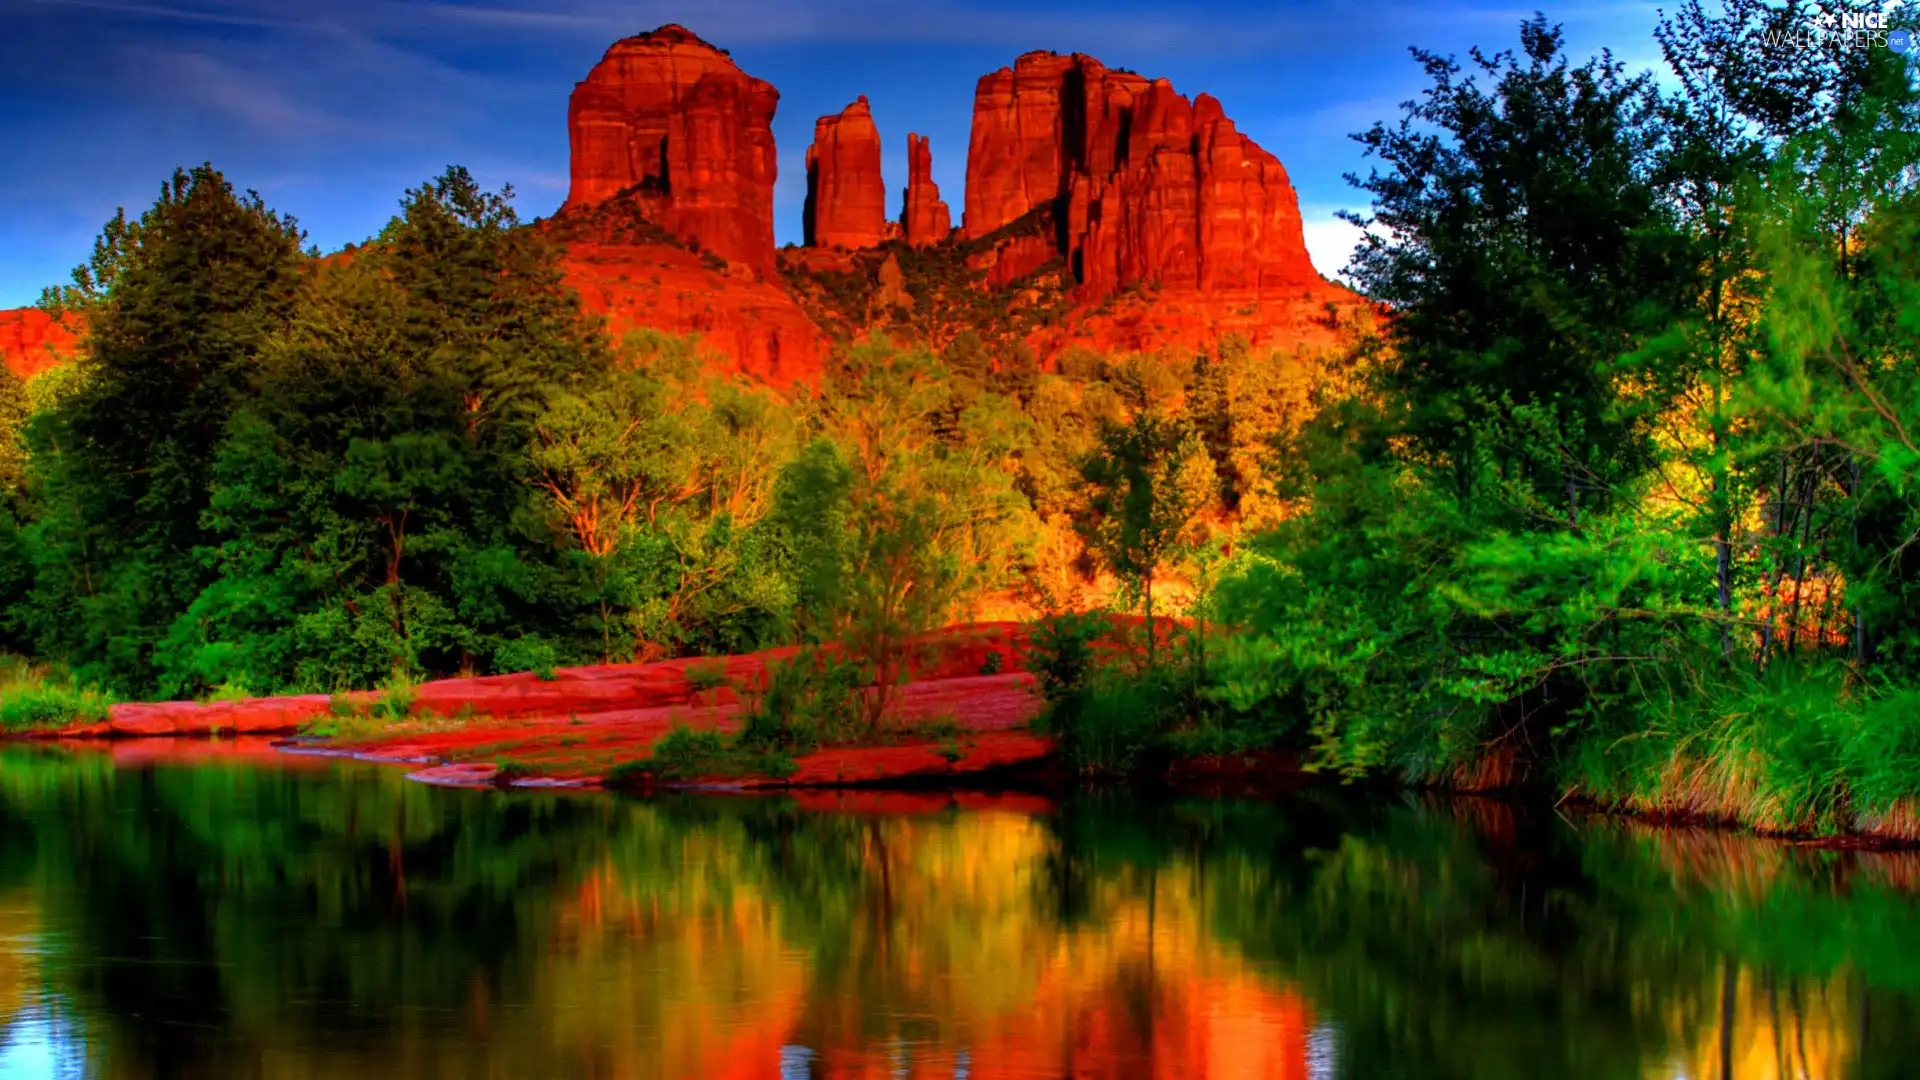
[805,97,888,250]
[564,24,780,275]
[963,52,1320,303]
[901,134,952,246]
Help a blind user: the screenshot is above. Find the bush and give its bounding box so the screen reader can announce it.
[738,650,866,752]
[1054,670,1175,776]
[207,677,252,703]
[1025,611,1111,711]
[648,724,728,778]
[604,758,652,788]
[685,660,731,692]
[0,659,114,732]
[494,636,559,681]
[374,669,419,721]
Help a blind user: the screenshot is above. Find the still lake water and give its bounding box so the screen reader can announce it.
[0,745,1918,1079]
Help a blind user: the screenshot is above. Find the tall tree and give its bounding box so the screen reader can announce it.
[1079,413,1216,660]
[1345,17,1693,517]
[20,165,306,688]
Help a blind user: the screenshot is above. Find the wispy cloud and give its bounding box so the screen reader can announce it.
[138,49,351,134]
[13,0,294,27]
[397,0,1363,58]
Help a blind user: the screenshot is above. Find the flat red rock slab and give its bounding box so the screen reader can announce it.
[771,732,1054,787]
[30,622,1036,740]
[408,763,503,788]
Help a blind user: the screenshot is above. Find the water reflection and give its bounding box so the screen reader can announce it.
[0,746,1918,1078]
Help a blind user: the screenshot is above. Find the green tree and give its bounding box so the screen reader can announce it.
[1078,413,1215,660]
[18,165,306,689]
[1345,18,1692,517]
[776,342,1030,728]
[158,167,608,692]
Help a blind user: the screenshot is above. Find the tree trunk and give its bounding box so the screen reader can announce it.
[1144,571,1155,666]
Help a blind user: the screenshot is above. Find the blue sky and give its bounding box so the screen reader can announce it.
[0,0,1668,308]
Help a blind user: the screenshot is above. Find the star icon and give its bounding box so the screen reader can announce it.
[1818,11,1838,27]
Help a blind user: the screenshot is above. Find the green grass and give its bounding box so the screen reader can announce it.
[374,669,419,721]
[600,723,803,786]
[203,677,252,704]
[908,713,963,741]
[0,657,114,733]
[492,760,534,785]
[685,660,731,692]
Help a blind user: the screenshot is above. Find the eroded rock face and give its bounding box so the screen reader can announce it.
[560,240,825,386]
[565,24,780,275]
[0,308,80,380]
[805,97,887,250]
[901,133,953,246]
[962,52,1318,301]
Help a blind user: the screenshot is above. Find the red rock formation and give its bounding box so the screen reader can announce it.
[962,52,1320,303]
[0,308,80,380]
[805,97,887,250]
[900,133,952,246]
[560,240,824,385]
[565,24,780,275]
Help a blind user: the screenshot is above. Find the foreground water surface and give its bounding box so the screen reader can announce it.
[1,744,1918,1078]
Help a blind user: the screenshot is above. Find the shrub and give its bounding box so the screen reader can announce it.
[1025,611,1111,712]
[757,750,799,779]
[604,758,652,788]
[372,668,420,721]
[648,724,728,778]
[494,636,559,681]
[0,658,114,733]
[738,650,865,752]
[1055,671,1173,776]
[207,677,252,703]
[0,684,114,732]
[685,660,731,692]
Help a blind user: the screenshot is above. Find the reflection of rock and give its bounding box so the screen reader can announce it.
[804,97,887,250]
[564,24,781,275]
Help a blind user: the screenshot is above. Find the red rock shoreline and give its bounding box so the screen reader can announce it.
[14,623,1054,790]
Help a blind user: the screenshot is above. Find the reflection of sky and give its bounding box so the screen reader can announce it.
[0,1008,86,1080]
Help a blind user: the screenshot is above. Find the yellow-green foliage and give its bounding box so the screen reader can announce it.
[0,657,114,732]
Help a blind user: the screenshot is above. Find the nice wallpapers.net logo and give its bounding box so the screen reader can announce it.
[1762,9,1916,53]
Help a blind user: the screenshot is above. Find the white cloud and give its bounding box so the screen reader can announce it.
[1300,210,1365,284]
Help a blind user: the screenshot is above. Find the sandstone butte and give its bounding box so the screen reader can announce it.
[0,28,1361,388]
[555,24,827,382]
[963,51,1344,311]
[901,133,953,246]
[804,96,888,250]
[564,23,779,276]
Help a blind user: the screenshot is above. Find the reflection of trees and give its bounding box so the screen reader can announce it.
[2,748,1920,1078]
